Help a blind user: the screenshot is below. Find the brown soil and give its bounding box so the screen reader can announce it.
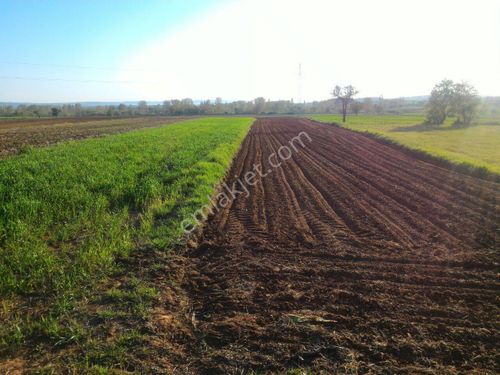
[155,118,499,374]
[5,117,498,374]
[0,116,186,157]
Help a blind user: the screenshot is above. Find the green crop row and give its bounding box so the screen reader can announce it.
[0,117,252,345]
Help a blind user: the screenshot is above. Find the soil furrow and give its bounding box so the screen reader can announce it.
[161,117,499,374]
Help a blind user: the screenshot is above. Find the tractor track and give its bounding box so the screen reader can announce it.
[157,118,499,374]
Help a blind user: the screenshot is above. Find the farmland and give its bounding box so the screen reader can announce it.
[3,0,499,372]
[0,116,187,158]
[146,118,498,374]
[311,114,500,175]
[0,117,253,360]
[0,116,499,374]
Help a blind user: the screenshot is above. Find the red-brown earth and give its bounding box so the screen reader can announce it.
[7,117,498,374]
[154,117,499,374]
[0,116,186,157]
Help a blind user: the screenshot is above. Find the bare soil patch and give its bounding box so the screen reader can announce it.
[162,117,499,373]
[9,117,498,374]
[0,117,186,157]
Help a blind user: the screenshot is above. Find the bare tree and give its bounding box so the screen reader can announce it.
[332,85,359,122]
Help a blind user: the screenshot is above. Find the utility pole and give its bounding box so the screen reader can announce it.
[298,63,303,104]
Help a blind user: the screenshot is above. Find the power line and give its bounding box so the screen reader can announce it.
[0,60,153,72]
[0,75,155,84]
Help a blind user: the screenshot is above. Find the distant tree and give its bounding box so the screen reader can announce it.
[332,85,359,122]
[180,98,198,115]
[51,107,61,117]
[4,105,14,116]
[426,79,479,125]
[61,104,72,117]
[95,105,104,115]
[449,82,480,125]
[138,100,148,115]
[161,101,171,115]
[170,99,181,115]
[181,98,194,107]
[106,106,115,117]
[351,101,363,115]
[199,100,212,114]
[75,103,82,117]
[374,95,384,114]
[232,100,247,114]
[16,104,27,116]
[363,97,374,114]
[254,97,267,114]
[118,103,127,116]
[215,97,223,113]
[426,79,455,124]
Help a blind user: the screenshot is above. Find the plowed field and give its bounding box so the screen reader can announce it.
[162,118,499,374]
[0,116,185,157]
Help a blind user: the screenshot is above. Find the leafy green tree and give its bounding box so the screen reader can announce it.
[450,82,480,125]
[426,79,479,125]
[426,79,454,124]
[51,107,61,117]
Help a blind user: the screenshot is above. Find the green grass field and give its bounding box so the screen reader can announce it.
[311,114,500,175]
[0,117,253,351]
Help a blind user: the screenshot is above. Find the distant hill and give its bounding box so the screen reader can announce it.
[0,98,429,108]
[0,101,164,108]
[356,95,429,102]
[2,96,499,109]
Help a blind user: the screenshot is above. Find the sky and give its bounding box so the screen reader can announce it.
[1,0,499,103]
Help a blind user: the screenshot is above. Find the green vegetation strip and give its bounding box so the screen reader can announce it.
[0,117,253,347]
[311,114,500,175]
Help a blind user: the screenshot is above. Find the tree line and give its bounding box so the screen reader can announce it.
[1,82,498,120]
[0,96,429,118]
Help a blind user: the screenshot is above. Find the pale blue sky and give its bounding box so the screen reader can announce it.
[1,0,499,102]
[0,0,226,102]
